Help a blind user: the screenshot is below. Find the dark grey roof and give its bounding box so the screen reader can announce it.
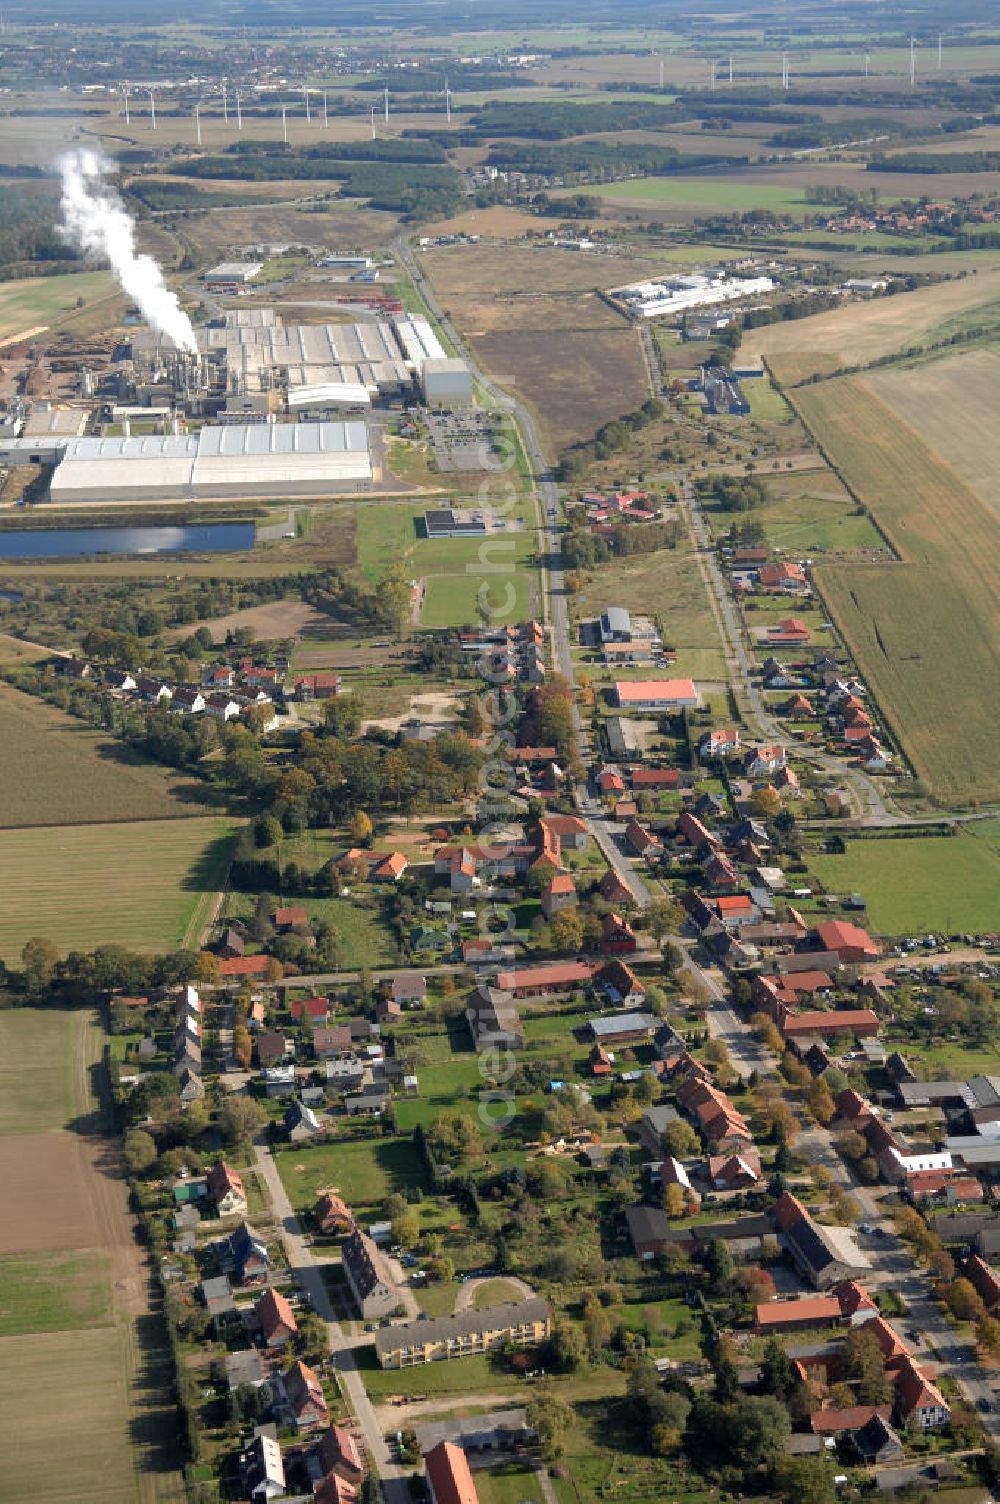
[373,1299,548,1359]
[413,1409,535,1454]
[342,1229,392,1299]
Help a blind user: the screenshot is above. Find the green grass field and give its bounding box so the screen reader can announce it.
[0,816,236,962]
[0,271,119,341]
[225,889,398,967]
[0,683,208,829]
[578,176,832,215]
[0,1251,111,1335]
[421,570,535,629]
[810,831,1000,934]
[274,1135,426,1216]
[475,1462,546,1504]
[0,1008,80,1135]
[744,378,792,421]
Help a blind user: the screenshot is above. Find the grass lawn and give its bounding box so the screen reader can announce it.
[475,1462,545,1504]
[355,501,534,580]
[744,378,792,421]
[357,1345,621,1400]
[0,1251,111,1336]
[0,816,236,963]
[415,1281,461,1317]
[274,1135,426,1216]
[902,1041,1000,1078]
[615,1297,703,1361]
[472,1278,531,1309]
[809,831,1000,935]
[0,1008,82,1135]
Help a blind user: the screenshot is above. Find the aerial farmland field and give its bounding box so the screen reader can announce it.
[789,377,1000,804]
[0,1008,183,1503]
[0,683,207,828]
[0,815,236,961]
[757,269,1000,379]
[862,349,1000,521]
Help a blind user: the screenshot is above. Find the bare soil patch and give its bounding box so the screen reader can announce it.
[0,1132,106,1252]
[167,598,334,644]
[471,326,649,452]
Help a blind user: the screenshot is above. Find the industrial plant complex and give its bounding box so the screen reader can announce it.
[0,301,473,506]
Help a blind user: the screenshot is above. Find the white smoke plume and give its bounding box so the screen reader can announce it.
[57,148,198,353]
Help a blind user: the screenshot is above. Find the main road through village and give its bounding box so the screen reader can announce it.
[246,243,1000,1472]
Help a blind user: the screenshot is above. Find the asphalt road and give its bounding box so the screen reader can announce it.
[253,1144,414,1503]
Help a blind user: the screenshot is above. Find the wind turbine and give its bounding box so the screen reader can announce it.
[236,87,242,131]
[323,90,328,128]
[384,86,389,123]
[148,88,156,130]
[303,86,311,124]
[370,103,376,139]
[123,82,130,125]
[222,81,228,124]
[910,35,916,87]
[281,102,288,144]
[195,101,202,146]
[444,77,451,122]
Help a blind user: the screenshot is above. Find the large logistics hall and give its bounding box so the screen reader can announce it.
[46,421,372,502]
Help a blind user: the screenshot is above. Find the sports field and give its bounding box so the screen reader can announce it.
[0,682,205,827]
[0,815,236,961]
[811,830,1000,934]
[863,349,1000,521]
[790,377,1000,805]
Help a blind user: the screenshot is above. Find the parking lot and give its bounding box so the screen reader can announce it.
[423,410,506,472]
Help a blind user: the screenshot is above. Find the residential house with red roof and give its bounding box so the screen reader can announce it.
[540,873,577,920]
[759,561,809,594]
[283,1359,329,1430]
[372,852,408,883]
[709,1149,762,1190]
[699,727,741,761]
[892,1353,951,1429]
[964,1254,1000,1313]
[314,1192,354,1236]
[593,959,645,1008]
[600,912,637,956]
[274,905,309,931]
[676,811,718,849]
[743,744,787,778]
[255,1286,299,1348]
[206,1161,247,1217]
[599,868,634,905]
[315,1425,364,1488]
[766,618,810,646]
[625,820,663,858]
[424,1442,479,1504]
[219,955,272,979]
[290,996,331,1026]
